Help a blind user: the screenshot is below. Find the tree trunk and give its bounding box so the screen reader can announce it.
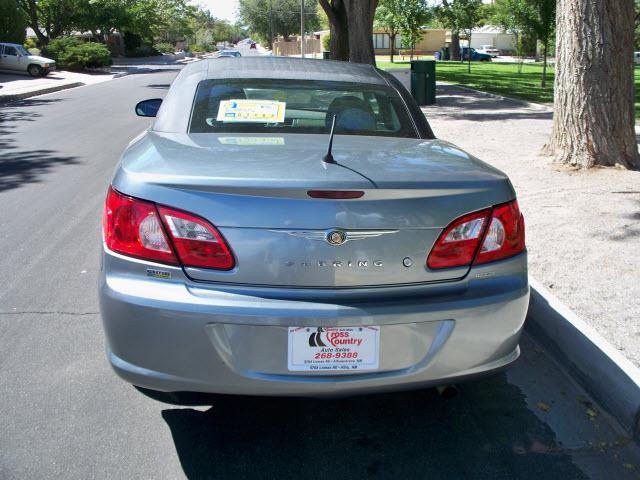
[344,0,378,64]
[543,0,640,169]
[541,37,548,88]
[467,32,471,73]
[319,0,349,61]
[390,32,395,63]
[450,31,460,61]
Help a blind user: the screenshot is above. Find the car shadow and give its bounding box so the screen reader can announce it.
[0,98,78,191]
[161,375,587,479]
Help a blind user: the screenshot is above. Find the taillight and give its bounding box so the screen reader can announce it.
[104,187,178,265]
[158,206,235,270]
[427,209,491,269]
[474,200,525,265]
[103,187,235,270]
[427,200,525,270]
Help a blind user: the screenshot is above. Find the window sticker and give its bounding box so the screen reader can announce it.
[218,137,285,146]
[216,99,286,123]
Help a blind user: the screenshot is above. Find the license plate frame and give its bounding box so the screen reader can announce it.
[287,326,380,372]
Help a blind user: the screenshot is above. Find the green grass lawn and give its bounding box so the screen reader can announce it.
[378,59,640,117]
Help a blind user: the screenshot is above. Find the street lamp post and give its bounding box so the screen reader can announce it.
[300,0,305,58]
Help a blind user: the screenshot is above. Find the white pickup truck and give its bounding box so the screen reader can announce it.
[0,43,56,77]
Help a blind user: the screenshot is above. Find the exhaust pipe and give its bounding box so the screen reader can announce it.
[436,384,459,399]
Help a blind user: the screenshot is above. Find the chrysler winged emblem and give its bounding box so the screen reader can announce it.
[273,228,398,246]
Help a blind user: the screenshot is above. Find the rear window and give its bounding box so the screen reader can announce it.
[189,79,417,138]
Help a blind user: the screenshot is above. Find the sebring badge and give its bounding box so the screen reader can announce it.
[274,228,398,246]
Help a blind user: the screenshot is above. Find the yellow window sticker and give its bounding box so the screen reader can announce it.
[216,99,286,123]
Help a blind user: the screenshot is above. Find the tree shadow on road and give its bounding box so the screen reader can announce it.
[0,98,78,191]
[160,375,588,480]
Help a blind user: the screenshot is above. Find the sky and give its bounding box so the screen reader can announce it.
[193,0,240,22]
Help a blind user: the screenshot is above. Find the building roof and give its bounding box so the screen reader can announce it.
[201,57,387,85]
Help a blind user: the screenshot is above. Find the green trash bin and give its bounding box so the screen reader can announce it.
[322,51,330,59]
[410,60,436,106]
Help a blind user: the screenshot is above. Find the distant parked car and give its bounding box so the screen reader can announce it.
[634,52,640,64]
[461,47,492,62]
[0,42,56,77]
[477,45,500,58]
[250,42,257,50]
[218,50,242,58]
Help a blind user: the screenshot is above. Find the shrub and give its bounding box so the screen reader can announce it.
[126,45,160,57]
[153,42,175,54]
[27,47,41,56]
[24,37,38,49]
[43,37,111,70]
[322,34,330,52]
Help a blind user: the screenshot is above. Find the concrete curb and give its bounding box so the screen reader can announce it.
[526,276,640,436]
[435,82,553,112]
[0,81,84,103]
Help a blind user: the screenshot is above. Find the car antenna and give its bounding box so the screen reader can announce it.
[323,113,337,164]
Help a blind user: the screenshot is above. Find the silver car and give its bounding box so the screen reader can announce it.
[100,57,528,398]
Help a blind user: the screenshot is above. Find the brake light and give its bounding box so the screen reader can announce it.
[103,187,235,270]
[427,209,491,269]
[104,187,178,265]
[427,200,525,269]
[158,206,235,270]
[307,190,364,199]
[474,200,525,265]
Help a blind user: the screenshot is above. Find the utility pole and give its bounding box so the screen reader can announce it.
[269,0,274,51]
[300,0,305,58]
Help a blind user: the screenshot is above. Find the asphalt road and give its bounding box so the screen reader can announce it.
[1,67,640,480]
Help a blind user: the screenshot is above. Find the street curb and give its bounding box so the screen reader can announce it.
[526,276,640,437]
[437,82,553,112]
[0,81,85,103]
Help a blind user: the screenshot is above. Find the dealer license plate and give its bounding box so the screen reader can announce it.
[287,326,380,372]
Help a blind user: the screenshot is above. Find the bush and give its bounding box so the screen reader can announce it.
[153,42,175,54]
[126,45,160,57]
[24,37,38,49]
[322,34,330,52]
[27,47,41,56]
[43,37,111,70]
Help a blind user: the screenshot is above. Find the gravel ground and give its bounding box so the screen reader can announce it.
[420,83,640,366]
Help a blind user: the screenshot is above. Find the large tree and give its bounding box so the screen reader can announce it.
[239,0,320,47]
[451,0,482,72]
[374,0,402,63]
[0,0,28,43]
[434,0,461,60]
[318,0,349,60]
[543,0,640,169]
[343,0,378,64]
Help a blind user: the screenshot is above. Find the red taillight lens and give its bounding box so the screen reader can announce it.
[104,187,178,265]
[427,200,525,270]
[103,187,235,270]
[474,200,525,265]
[427,209,491,269]
[307,190,364,199]
[158,206,235,270]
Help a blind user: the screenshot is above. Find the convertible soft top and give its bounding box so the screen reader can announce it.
[202,57,388,86]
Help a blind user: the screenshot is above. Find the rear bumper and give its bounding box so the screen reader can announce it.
[99,249,529,397]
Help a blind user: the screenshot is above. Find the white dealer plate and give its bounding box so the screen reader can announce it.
[287,326,380,372]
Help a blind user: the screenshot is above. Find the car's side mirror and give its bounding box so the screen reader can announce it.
[135,98,163,117]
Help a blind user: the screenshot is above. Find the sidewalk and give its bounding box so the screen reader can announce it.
[0,70,114,102]
[421,83,640,367]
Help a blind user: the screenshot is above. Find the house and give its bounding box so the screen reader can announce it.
[456,26,517,53]
[372,28,447,56]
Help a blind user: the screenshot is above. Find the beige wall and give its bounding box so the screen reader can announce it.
[373,29,447,54]
[273,37,321,56]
